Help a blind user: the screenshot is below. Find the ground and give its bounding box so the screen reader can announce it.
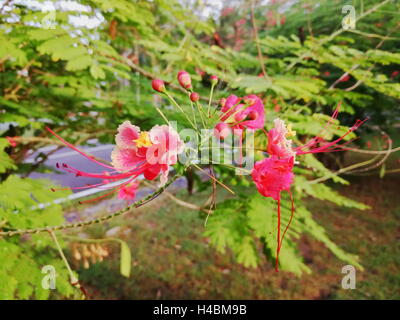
[73,174,399,300]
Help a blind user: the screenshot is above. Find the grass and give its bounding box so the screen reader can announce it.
[71,174,400,299]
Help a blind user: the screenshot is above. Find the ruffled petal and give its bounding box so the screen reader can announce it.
[115,120,140,149]
[111,147,144,171]
[143,165,162,181]
[238,95,265,130]
[251,156,294,200]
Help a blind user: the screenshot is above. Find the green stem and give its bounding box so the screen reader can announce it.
[155,107,170,125]
[195,101,207,129]
[190,100,197,125]
[208,84,215,117]
[0,174,181,237]
[49,230,77,283]
[164,91,198,131]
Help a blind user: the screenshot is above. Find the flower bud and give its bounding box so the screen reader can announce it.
[152,79,166,93]
[210,75,218,85]
[214,122,231,140]
[248,111,259,120]
[177,70,192,90]
[190,92,200,102]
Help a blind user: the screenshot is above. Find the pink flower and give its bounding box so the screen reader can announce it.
[111,124,184,186]
[252,156,295,201]
[266,105,367,159]
[267,118,296,159]
[46,122,184,203]
[216,94,265,137]
[251,155,295,272]
[254,104,367,272]
[118,181,140,201]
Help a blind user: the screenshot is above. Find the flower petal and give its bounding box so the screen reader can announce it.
[115,121,140,149]
[111,147,144,171]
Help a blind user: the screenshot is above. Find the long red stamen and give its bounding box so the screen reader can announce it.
[78,175,138,204]
[51,179,125,192]
[279,190,295,252]
[60,162,148,180]
[296,119,367,155]
[46,127,115,169]
[276,196,281,272]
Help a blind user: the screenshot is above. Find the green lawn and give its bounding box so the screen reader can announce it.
[73,174,400,299]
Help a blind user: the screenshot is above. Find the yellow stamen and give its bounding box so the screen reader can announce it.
[286,124,296,138]
[134,131,152,148]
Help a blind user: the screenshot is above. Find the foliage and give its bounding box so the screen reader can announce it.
[0,175,75,299]
[0,0,398,299]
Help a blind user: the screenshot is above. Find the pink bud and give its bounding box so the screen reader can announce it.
[190,92,200,102]
[177,70,192,90]
[152,79,166,93]
[210,75,218,85]
[248,111,259,120]
[214,122,231,140]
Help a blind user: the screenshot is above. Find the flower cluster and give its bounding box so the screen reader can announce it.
[46,69,366,273]
[214,94,265,139]
[250,105,366,271]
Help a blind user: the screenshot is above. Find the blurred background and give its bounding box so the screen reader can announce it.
[0,0,399,299]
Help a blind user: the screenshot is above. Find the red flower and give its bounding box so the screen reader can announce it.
[252,156,295,201]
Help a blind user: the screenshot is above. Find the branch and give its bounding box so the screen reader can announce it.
[0,174,181,237]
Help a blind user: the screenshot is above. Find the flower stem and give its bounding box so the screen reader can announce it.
[192,163,235,194]
[208,84,215,117]
[155,107,170,125]
[49,230,85,298]
[164,91,198,131]
[196,101,207,129]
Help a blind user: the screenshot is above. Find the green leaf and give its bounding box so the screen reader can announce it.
[90,64,106,80]
[66,55,93,71]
